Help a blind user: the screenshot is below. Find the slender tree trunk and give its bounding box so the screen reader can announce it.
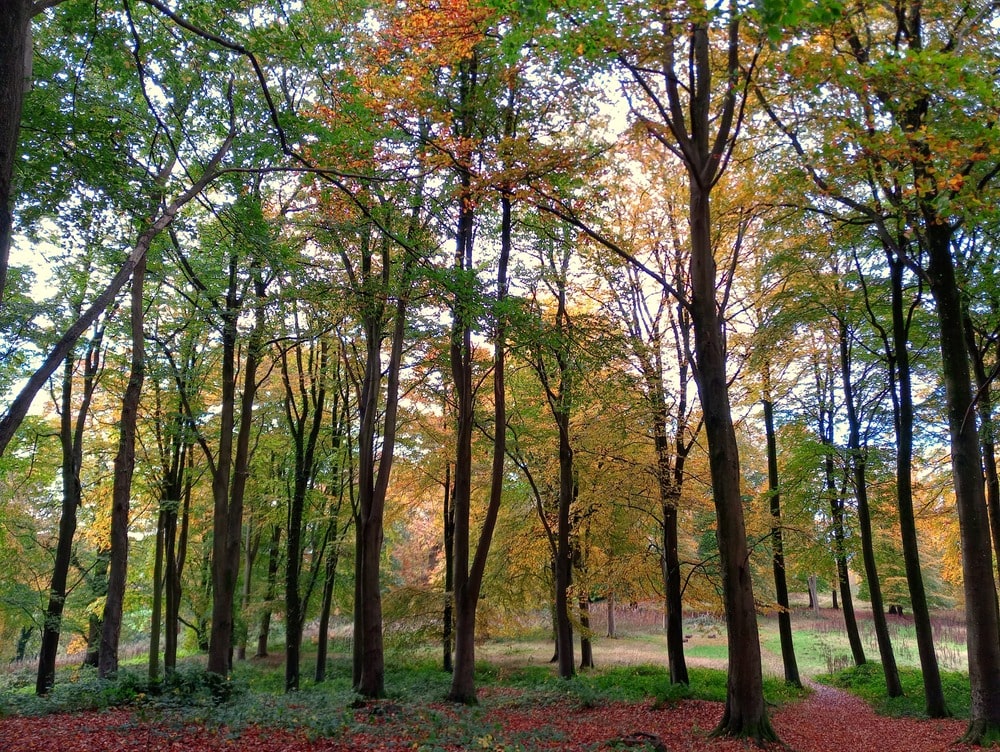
[925,221,1000,742]
[207,262,266,676]
[83,552,107,668]
[236,525,259,662]
[820,372,866,666]
[838,318,901,696]
[283,338,328,692]
[37,323,103,695]
[607,593,616,638]
[356,281,408,698]
[99,254,146,679]
[165,461,191,673]
[352,510,363,685]
[886,253,946,715]
[206,303,237,674]
[762,384,800,688]
[553,309,575,680]
[256,525,281,658]
[442,461,454,673]
[149,505,165,681]
[651,369,690,685]
[579,595,594,669]
[315,516,343,683]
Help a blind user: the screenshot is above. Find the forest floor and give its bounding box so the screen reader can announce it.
[0,608,978,750]
[0,676,976,751]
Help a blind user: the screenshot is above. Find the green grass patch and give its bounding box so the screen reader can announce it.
[683,642,729,661]
[817,662,970,719]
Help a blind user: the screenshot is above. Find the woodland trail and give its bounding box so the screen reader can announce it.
[769,680,970,752]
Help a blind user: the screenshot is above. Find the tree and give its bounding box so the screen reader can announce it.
[611,0,774,739]
[36,294,109,695]
[761,366,800,688]
[590,146,698,684]
[97,241,146,678]
[758,1,1000,734]
[279,317,331,692]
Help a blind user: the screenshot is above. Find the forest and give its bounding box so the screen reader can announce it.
[1,0,1000,748]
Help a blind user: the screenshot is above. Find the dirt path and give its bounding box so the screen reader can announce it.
[770,680,971,752]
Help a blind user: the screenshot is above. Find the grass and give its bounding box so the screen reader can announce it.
[0,606,971,734]
[817,662,971,719]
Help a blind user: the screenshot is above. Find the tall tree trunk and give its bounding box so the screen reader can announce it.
[36,321,104,695]
[283,337,329,692]
[356,280,408,698]
[925,221,1000,742]
[688,179,772,740]
[149,504,165,681]
[0,0,31,309]
[762,378,800,688]
[164,457,192,673]
[352,509,363,685]
[819,366,866,667]
[448,79,512,701]
[99,253,146,678]
[207,260,266,676]
[886,252,946,716]
[838,317,900,696]
[541,241,577,682]
[650,344,691,686]
[964,308,1000,582]
[442,461,454,673]
[315,512,344,683]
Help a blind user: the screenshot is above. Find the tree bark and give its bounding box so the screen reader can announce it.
[315,513,343,683]
[207,257,266,676]
[617,0,773,737]
[819,366,866,667]
[886,252,947,716]
[579,595,594,669]
[36,319,104,695]
[256,524,281,658]
[762,385,800,688]
[149,504,165,681]
[838,317,900,696]
[0,0,31,310]
[963,307,1000,585]
[282,336,328,692]
[688,179,772,740]
[236,523,259,662]
[356,276,408,698]
[99,253,146,678]
[442,461,454,674]
[925,221,1000,742]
